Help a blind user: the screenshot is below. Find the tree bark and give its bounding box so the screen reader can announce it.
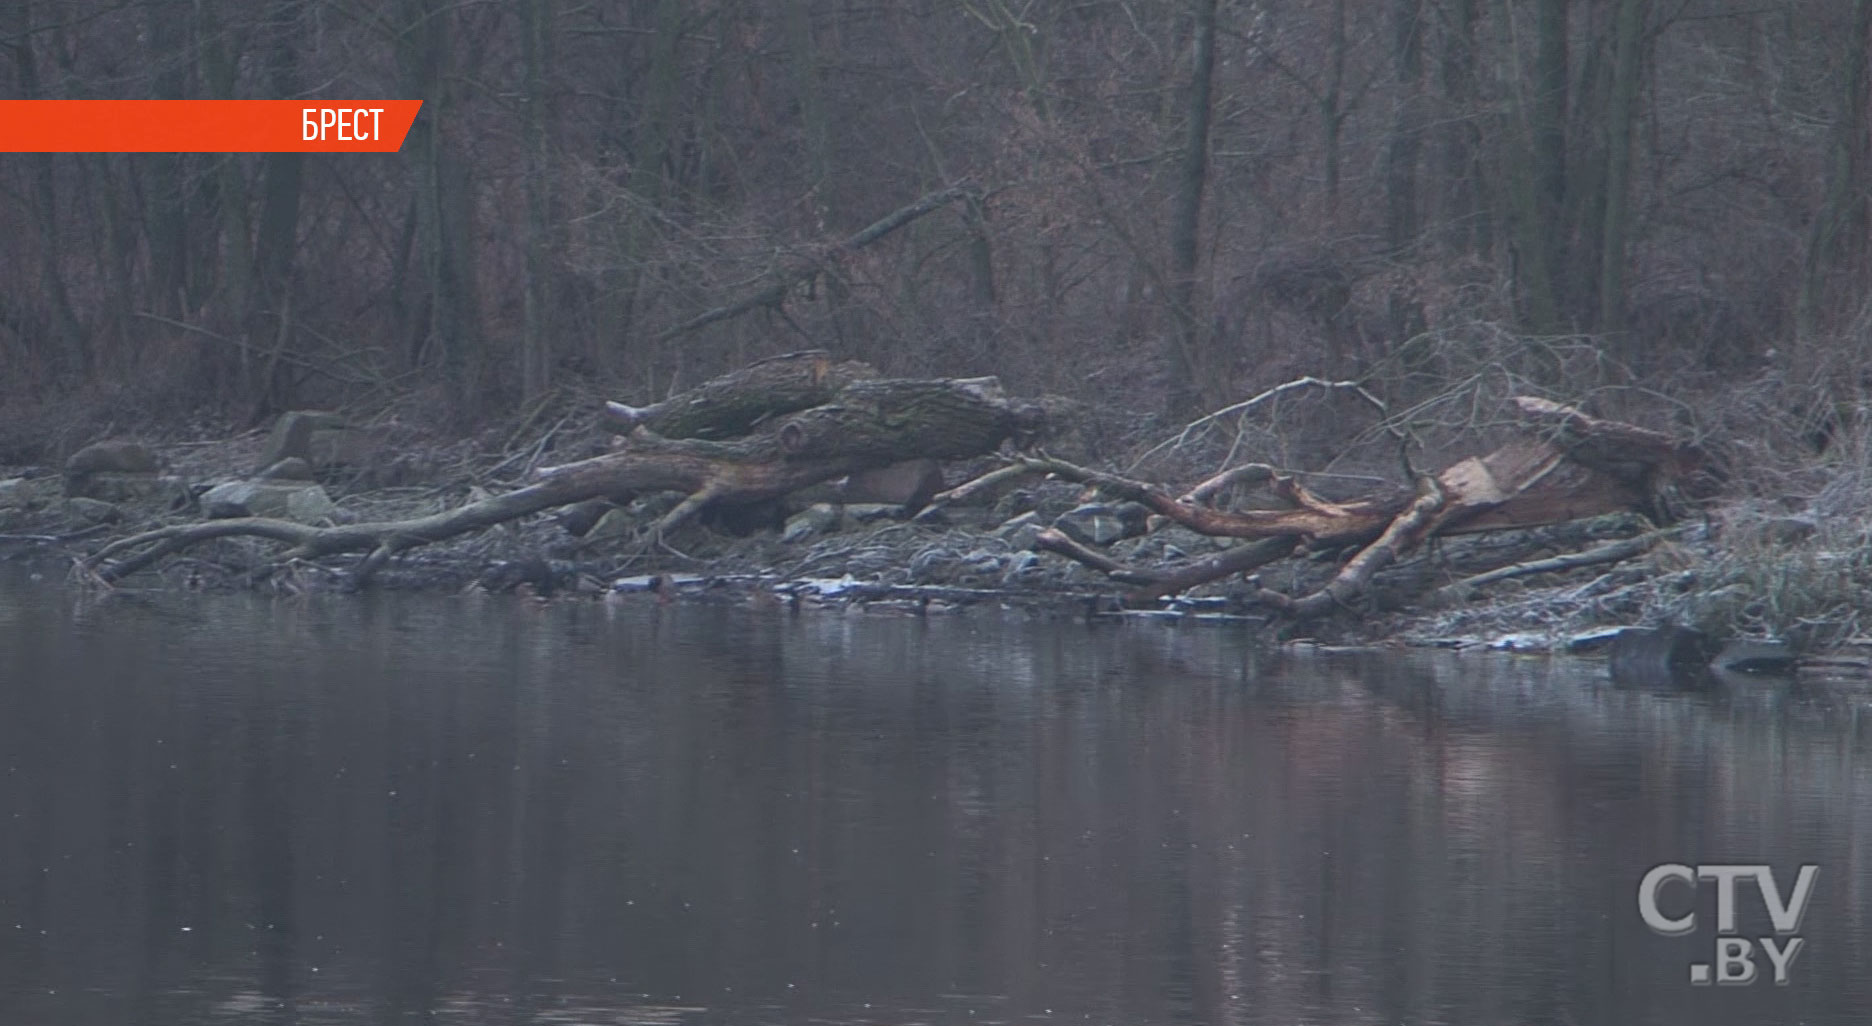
[1797,0,1872,338]
[1597,0,1646,335]
[520,0,555,401]
[8,0,88,377]
[1383,0,1425,251]
[91,376,1044,584]
[1167,0,1220,411]
[397,0,484,401]
[601,351,879,439]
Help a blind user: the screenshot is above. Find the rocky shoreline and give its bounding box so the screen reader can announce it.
[5,415,1870,689]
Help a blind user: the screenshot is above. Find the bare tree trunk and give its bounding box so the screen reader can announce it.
[1322,0,1348,215]
[397,0,484,407]
[1798,0,1872,339]
[787,0,830,197]
[520,0,555,402]
[610,0,683,370]
[8,0,88,377]
[1436,0,1486,254]
[143,0,192,318]
[199,0,255,396]
[1504,0,1570,332]
[1383,0,1424,252]
[252,0,305,414]
[1597,0,1646,336]
[1168,0,1220,412]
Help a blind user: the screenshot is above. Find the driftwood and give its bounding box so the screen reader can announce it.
[89,373,1045,585]
[1022,397,1707,618]
[82,349,1705,626]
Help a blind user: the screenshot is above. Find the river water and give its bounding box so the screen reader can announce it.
[1,576,1869,1024]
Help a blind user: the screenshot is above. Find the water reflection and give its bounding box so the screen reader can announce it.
[0,579,1868,1024]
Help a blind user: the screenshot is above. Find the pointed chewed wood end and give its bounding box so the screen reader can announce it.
[602,401,646,434]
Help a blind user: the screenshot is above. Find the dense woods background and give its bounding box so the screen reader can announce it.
[2,0,1869,458]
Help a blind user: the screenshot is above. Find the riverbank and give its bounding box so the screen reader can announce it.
[4,413,1869,682]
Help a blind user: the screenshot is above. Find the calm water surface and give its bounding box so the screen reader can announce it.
[2,575,1870,1024]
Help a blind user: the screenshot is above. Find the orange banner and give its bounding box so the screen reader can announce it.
[0,101,423,153]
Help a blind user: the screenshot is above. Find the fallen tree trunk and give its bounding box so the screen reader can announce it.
[1021,397,1704,618]
[1432,528,1673,605]
[601,350,878,439]
[83,358,1703,628]
[90,375,1043,585]
[1034,528,1297,599]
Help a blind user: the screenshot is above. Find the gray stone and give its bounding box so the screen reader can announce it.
[1052,503,1149,547]
[256,457,316,481]
[64,497,123,524]
[257,411,349,470]
[991,488,1037,520]
[285,487,339,523]
[1608,626,1717,688]
[782,503,842,544]
[65,440,159,475]
[307,426,381,469]
[1565,627,1626,653]
[202,480,338,523]
[556,499,617,538]
[995,511,1045,551]
[0,477,29,509]
[1155,526,1210,552]
[65,471,189,505]
[1713,639,1796,675]
[1001,551,1040,581]
[842,503,901,523]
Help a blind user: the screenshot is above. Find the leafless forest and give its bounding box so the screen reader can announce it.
[2,0,1869,461]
